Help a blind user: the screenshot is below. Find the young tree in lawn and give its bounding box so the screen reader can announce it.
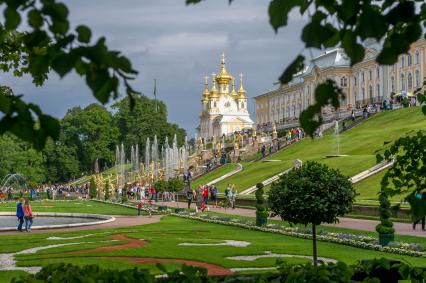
[89,177,97,199]
[104,179,110,201]
[269,161,355,266]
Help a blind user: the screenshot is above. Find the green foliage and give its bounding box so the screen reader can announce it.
[269,161,356,226]
[12,258,426,282]
[0,0,138,148]
[104,179,110,201]
[112,96,186,151]
[155,180,168,193]
[402,97,410,108]
[61,104,119,172]
[168,177,184,193]
[0,134,46,185]
[43,138,80,183]
[121,186,128,203]
[255,182,268,226]
[269,161,355,265]
[377,131,426,235]
[89,177,97,199]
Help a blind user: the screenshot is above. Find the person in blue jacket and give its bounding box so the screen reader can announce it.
[16,199,24,232]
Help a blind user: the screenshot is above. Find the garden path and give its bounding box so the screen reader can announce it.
[161,201,426,238]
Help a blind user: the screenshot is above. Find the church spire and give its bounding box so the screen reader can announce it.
[210,73,219,97]
[238,73,246,98]
[202,76,209,101]
[230,78,236,96]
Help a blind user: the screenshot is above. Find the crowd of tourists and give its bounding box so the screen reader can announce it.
[183,183,236,212]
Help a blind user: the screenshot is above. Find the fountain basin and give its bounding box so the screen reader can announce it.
[0,212,115,231]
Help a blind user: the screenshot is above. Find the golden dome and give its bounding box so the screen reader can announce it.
[238,73,246,98]
[210,73,219,98]
[202,76,209,101]
[215,53,233,85]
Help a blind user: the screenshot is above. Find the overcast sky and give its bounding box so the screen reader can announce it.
[1,0,306,137]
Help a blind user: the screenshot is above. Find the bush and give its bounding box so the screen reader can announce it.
[121,186,128,203]
[89,177,97,199]
[11,259,426,283]
[104,179,110,201]
[168,177,184,192]
[255,182,268,227]
[155,180,168,193]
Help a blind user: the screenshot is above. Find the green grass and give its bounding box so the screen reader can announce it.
[2,215,426,282]
[206,108,426,195]
[191,164,237,188]
[0,200,138,215]
[203,211,426,249]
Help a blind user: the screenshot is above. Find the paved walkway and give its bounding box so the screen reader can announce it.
[0,215,162,235]
[162,201,426,238]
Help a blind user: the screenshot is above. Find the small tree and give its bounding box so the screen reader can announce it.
[89,177,97,199]
[377,131,426,243]
[255,183,268,227]
[121,186,128,203]
[168,177,184,193]
[269,161,355,266]
[104,179,110,201]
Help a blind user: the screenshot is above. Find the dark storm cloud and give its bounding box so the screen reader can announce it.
[0,0,306,137]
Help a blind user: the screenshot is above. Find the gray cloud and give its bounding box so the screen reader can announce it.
[0,0,307,137]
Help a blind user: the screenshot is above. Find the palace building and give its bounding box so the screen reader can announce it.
[197,54,254,140]
[254,39,426,127]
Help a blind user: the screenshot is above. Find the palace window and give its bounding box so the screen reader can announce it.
[407,54,412,66]
[415,50,420,65]
[391,76,395,92]
[401,73,405,90]
[376,84,380,96]
[415,70,420,88]
[354,76,357,86]
[362,72,365,82]
[369,85,373,98]
[369,70,372,80]
[362,87,365,99]
[376,67,380,79]
[408,73,413,89]
[340,76,347,87]
[401,56,405,68]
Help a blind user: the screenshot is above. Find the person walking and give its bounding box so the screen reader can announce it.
[23,199,33,232]
[186,187,195,209]
[137,201,142,216]
[16,199,24,232]
[202,186,209,205]
[413,216,426,231]
[210,185,218,208]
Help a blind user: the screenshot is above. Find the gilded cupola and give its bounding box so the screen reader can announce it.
[215,53,233,85]
[202,76,210,101]
[210,73,219,98]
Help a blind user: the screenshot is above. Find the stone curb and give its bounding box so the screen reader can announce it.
[0,212,115,231]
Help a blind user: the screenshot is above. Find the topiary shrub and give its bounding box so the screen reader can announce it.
[255,182,268,227]
[104,179,110,201]
[89,177,97,199]
[121,186,128,203]
[269,161,355,266]
[168,177,184,193]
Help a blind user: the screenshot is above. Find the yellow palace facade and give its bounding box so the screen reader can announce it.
[254,39,426,127]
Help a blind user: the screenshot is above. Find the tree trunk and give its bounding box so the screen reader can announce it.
[312,223,318,267]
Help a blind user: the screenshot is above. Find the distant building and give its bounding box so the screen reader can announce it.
[254,39,426,127]
[197,54,254,140]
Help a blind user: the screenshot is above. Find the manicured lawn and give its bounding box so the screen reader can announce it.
[0,200,137,215]
[191,164,237,188]
[208,108,426,195]
[2,215,426,282]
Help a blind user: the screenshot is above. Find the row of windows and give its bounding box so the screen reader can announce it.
[391,70,422,92]
[400,50,421,68]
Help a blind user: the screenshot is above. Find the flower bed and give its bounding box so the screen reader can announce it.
[172,213,426,258]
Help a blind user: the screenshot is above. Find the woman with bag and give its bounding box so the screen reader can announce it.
[23,199,34,232]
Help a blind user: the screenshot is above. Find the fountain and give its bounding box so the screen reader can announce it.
[0,173,27,192]
[115,144,126,188]
[325,120,348,158]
